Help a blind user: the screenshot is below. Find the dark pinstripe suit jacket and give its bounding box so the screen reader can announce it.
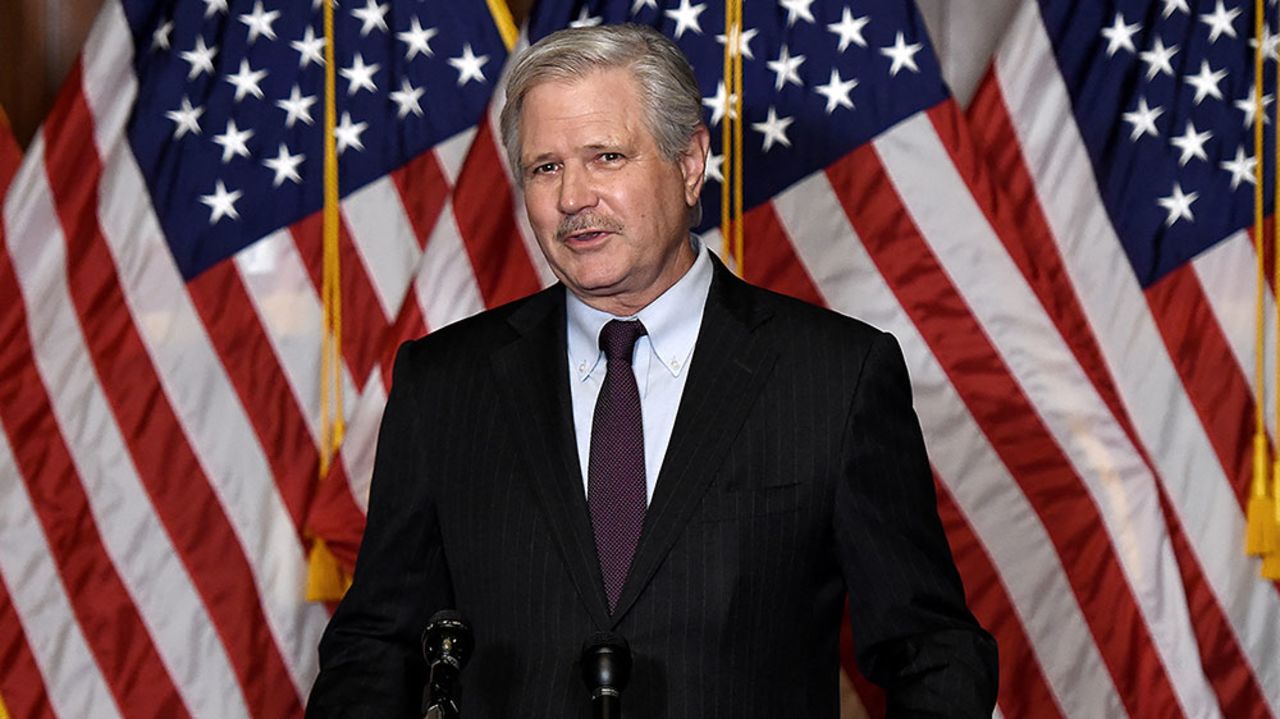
[307,258,997,718]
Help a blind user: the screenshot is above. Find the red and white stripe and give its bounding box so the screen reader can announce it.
[772,170,1125,717]
[3,1,348,714]
[966,0,1280,713]
[7,0,1280,716]
[0,430,121,719]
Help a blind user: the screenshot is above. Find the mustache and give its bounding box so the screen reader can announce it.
[555,212,624,242]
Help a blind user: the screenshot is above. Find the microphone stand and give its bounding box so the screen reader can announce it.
[580,632,632,719]
[421,610,473,719]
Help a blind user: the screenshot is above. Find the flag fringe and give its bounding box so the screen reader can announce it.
[1247,494,1278,554]
[1262,549,1280,580]
[306,537,352,602]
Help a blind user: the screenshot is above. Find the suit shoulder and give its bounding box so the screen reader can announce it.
[746,283,889,350]
[395,285,559,370]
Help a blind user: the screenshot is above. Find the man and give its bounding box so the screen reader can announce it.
[308,24,997,718]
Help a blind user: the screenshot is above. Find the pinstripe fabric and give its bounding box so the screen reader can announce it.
[307,257,996,718]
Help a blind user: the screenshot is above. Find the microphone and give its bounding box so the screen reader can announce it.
[420,610,473,719]
[580,631,631,719]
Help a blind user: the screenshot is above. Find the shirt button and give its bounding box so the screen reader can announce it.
[670,360,680,370]
[578,362,587,373]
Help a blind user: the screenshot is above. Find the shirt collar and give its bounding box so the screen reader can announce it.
[567,237,713,381]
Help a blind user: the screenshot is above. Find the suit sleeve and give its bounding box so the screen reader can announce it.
[307,343,455,718]
[833,331,998,717]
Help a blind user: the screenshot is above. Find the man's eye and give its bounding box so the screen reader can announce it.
[600,152,624,163]
[531,163,558,175]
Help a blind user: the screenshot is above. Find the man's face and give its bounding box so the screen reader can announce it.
[518,67,708,315]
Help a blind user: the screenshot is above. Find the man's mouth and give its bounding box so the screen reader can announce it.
[557,213,623,243]
[565,229,612,243]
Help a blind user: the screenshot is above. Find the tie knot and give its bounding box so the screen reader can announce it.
[599,319,647,363]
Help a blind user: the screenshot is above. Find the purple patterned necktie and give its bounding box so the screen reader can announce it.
[588,319,648,612]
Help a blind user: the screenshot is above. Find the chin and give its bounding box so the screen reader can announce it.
[570,278,625,298]
[562,264,626,295]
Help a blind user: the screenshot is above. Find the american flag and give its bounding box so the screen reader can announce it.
[2,0,1279,717]
[0,0,529,715]
[964,0,1280,715]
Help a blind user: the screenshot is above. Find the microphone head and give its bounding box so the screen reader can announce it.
[422,610,474,669]
[580,631,632,696]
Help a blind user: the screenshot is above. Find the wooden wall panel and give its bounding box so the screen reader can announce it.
[0,0,103,149]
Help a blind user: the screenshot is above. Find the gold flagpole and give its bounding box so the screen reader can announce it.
[1248,0,1280,577]
[306,0,350,602]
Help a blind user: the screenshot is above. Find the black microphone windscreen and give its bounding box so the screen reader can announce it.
[421,610,473,668]
[580,631,632,695]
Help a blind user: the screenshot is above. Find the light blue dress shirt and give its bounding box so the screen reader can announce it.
[565,239,714,503]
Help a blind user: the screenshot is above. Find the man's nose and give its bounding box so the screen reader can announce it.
[557,164,598,215]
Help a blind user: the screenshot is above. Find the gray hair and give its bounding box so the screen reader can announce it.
[499,24,705,182]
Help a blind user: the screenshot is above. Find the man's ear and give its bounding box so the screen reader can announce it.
[679,125,711,207]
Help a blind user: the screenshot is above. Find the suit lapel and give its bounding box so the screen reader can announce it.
[490,286,614,628]
[609,260,778,624]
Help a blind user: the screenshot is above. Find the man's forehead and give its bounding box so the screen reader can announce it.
[525,66,636,103]
[519,71,646,151]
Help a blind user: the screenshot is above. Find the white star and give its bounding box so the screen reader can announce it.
[226,58,268,102]
[351,0,389,36]
[1170,121,1212,165]
[1200,0,1241,43]
[1236,85,1274,128]
[631,0,657,12]
[263,143,305,187]
[239,1,281,43]
[779,0,816,26]
[180,36,218,80]
[815,68,857,114]
[702,81,737,127]
[1156,182,1198,226]
[1221,146,1257,190]
[665,0,707,39]
[276,85,317,127]
[200,180,242,224]
[704,152,724,183]
[570,7,603,27]
[164,96,203,139]
[1101,13,1141,57]
[152,20,174,51]
[880,32,923,76]
[767,45,806,91]
[213,119,254,163]
[448,44,489,86]
[202,0,228,18]
[1161,0,1189,17]
[828,7,870,52]
[1250,26,1280,61]
[397,17,438,60]
[390,78,425,118]
[752,106,794,152]
[341,52,380,96]
[1121,97,1163,140]
[1184,60,1226,105]
[1138,37,1178,80]
[335,112,368,154]
[291,26,326,68]
[716,25,758,60]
